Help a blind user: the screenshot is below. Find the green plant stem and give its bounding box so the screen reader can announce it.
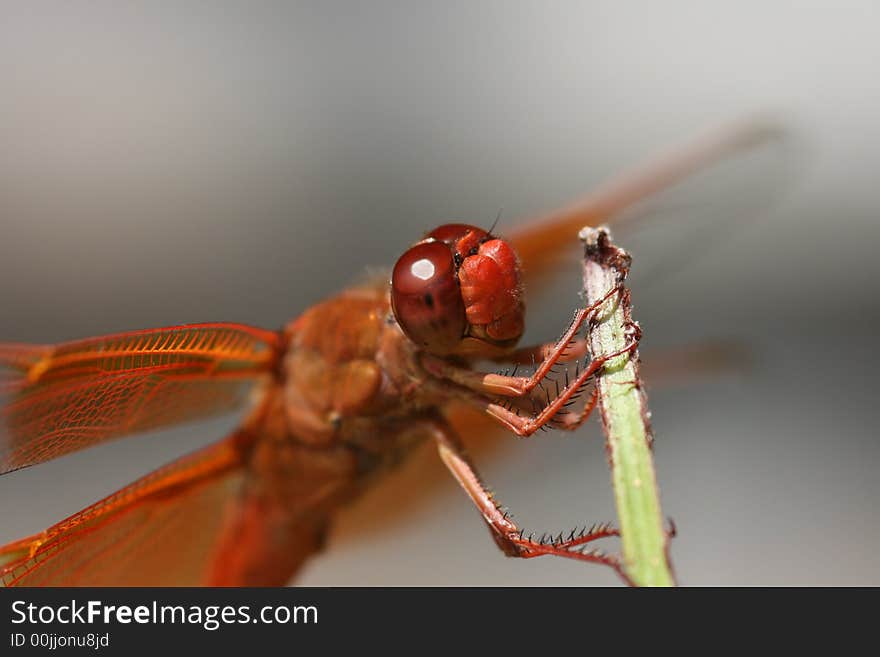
[580,226,676,587]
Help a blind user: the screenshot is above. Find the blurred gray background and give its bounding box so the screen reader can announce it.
[1,1,878,585]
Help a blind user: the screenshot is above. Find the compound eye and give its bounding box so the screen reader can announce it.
[391,241,466,354]
[426,223,488,258]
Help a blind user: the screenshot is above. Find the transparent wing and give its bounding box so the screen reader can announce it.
[0,322,280,474]
[508,117,792,291]
[0,436,244,586]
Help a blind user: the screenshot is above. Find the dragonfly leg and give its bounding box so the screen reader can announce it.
[425,320,640,437]
[426,414,631,584]
[495,335,590,367]
[423,283,622,398]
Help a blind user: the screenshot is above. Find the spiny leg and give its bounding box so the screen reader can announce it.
[487,330,598,430]
[425,319,640,437]
[421,283,622,398]
[549,385,599,431]
[419,282,635,436]
[496,333,591,367]
[423,414,632,584]
[474,377,600,433]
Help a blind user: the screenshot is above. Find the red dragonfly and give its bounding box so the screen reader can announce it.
[0,122,767,586]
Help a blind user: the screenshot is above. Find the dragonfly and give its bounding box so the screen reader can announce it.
[0,121,771,586]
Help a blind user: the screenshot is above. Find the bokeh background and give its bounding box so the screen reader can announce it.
[1,2,878,586]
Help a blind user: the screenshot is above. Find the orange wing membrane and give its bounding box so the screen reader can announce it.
[0,323,280,474]
[509,118,778,281]
[0,437,244,586]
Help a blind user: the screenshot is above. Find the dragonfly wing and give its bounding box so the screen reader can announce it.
[509,118,785,284]
[1,433,343,586]
[0,436,245,586]
[0,323,280,474]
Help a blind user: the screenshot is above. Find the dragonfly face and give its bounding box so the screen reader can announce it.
[391,223,525,359]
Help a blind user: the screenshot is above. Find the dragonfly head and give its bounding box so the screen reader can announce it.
[391,223,525,358]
